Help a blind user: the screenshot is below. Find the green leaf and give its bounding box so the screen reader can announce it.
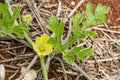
[47,37,59,49]
[63,33,86,50]
[0,3,3,12]
[84,31,97,37]
[92,14,106,25]
[63,46,93,64]
[63,46,83,64]
[48,16,65,50]
[95,3,110,16]
[71,26,80,35]
[49,16,64,40]
[75,48,94,61]
[63,54,75,64]
[0,3,30,39]
[9,7,20,26]
[12,24,30,39]
[58,21,64,39]
[85,2,110,27]
[12,7,20,19]
[49,16,59,27]
[2,3,9,19]
[86,2,94,20]
[48,16,59,34]
[72,13,82,26]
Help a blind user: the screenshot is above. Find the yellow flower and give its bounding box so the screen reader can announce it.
[33,34,53,56]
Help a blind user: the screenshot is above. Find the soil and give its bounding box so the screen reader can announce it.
[0,0,120,80]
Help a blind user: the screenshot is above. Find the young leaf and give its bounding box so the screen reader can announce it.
[2,3,9,19]
[47,37,59,50]
[86,2,93,17]
[63,46,92,64]
[86,2,95,25]
[95,3,110,16]
[75,48,94,61]
[12,7,20,20]
[9,7,20,26]
[0,3,30,39]
[71,26,80,35]
[58,21,64,40]
[84,31,97,37]
[63,54,75,64]
[49,16,64,41]
[72,13,82,27]
[92,15,106,25]
[12,24,30,39]
[49,16,59,31]
[85,2,110,26]
[63,47,83,64]
[48,16,65,50]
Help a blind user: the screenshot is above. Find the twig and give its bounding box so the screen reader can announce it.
[87,56,120,63]
[116,18,120,21]
[72,62,91,80]
[90,27,120,34]
[116,74,120,80]
[64,0,85,22]
[56,0,61,16]
[16,55,38,80]
[57,69,78,75]
[55,57,68,80]
[99,68,111,80]
[76,74,83,80]
[0,55,34,64]
[46,54,55,71]
[8,34,31,48]
[0,46,24,51]
[8,67,20,80]
[25,0,46,33]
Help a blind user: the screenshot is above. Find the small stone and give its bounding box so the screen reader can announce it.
[71,1,75,6]
[0,64,5,80]
[21,67,37,80]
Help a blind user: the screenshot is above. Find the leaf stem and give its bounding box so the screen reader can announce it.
[40,55,48,80]
[5,0,33,46]
[5,1,48,80]
[23,31,33,45]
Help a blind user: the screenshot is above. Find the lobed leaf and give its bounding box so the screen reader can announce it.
[48,16,65,50]
[72,13,82,27]
[12,24,30,39]
[63,54,75,64]
[63,46,93,64]
[84,31,97,37]
[0,3,30,39]
[95,3,110,16]
[85,2,110,26]
[76,48,94,61]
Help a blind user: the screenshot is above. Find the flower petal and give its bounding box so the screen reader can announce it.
[35,36,40,45]
[33,43,40,54]
[33,34,53,56]
[43,44,53,55]
[40,34,50,43]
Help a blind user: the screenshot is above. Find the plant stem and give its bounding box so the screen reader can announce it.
[40,55,48,80]
[5,1,48,80]
[23,31,33,45]
[5,0,34,46]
